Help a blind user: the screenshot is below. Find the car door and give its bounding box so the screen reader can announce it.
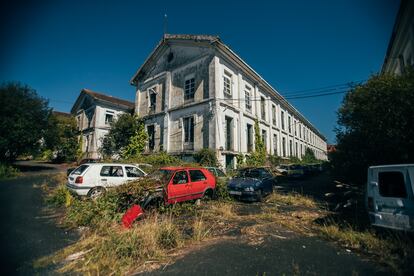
[99,165,126,188]
[167,170,191,204]
[188,169,208,199]
[369,167,414,230]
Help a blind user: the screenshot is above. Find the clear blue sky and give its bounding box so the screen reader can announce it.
[0,0,400,143]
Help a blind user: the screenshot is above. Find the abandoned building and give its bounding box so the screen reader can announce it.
[130,34,328,169]
[71,89,134,159]
[382,0,414,75]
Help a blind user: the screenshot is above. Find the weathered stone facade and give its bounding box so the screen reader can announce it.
[131,34,328,169]
[71,89,134,159]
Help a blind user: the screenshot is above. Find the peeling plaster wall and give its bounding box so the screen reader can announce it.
[135,43,216,154]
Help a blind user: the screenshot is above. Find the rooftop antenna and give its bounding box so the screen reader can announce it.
[163,13,168,36]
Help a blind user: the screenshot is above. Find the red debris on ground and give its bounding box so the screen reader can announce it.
[121,204,144,228]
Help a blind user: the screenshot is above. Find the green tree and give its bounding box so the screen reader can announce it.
[332,70,414,183]
[100,114,148,159]
[246,119,266,166]
[0,82,50,162]
[43,112,79,162]
[121,120,148,159]
[301,148,317,164]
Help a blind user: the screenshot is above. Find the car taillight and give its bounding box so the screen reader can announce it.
[75,176,83,184]
[367,197,374,211]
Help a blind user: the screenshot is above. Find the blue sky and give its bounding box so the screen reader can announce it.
[0,0,400,143]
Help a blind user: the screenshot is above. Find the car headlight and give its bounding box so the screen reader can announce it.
[244,187,254,192]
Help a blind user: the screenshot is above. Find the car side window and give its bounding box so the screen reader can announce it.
[125,166,144,178]
[189,170,206,182]
[378,171,407,198]
[172,171,188,184]
[100,166,124,177]
[207,168,216,176]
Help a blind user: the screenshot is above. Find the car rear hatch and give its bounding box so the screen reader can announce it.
[68,164,90,185]
[367,165,414,231]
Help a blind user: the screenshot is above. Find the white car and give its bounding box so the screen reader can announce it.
[67,163,147,198]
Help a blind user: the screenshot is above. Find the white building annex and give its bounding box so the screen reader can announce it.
[71,89,134,159]
[131,34,327,169]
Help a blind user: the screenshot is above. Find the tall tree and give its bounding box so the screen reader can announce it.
[43,112,79,162]
[332,70,414,184]
[0,82,50,162]
[100,113,148,159]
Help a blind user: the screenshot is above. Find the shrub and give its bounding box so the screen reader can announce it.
[46,184,72,207]
[215,178,232,201]
[193,148,218,166]
[0,163,19,179]
[268,154,282,166]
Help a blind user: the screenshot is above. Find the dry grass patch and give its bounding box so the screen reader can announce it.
[318,222,414,273]
[205,202,236,220]
[266,191,318,208]
[35,214,183,274]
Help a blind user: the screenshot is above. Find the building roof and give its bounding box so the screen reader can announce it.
[130,34,327,141]
[71,89,134,114]
[52,110,72,118]
[82,89,135,109]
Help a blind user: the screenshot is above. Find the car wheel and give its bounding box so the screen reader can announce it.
[88,186,105,199]
[203,189,214,200]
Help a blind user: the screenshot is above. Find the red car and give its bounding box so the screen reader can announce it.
[147,167,216,205]
[122,167,216,228]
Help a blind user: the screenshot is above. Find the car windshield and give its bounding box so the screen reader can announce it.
[237,168,269,178]
[71,165,89,175]
[149,169,174,183]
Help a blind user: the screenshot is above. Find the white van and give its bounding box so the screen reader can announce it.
[366,164,414,231]
[67,163,147,198]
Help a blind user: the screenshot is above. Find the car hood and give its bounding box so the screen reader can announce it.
[228,177,261,188]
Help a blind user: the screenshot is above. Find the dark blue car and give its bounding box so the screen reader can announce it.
[227,167,276,202]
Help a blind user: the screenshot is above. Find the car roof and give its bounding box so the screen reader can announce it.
[160,166,205,170]
[81,163,139,166]
[369,164,414,169]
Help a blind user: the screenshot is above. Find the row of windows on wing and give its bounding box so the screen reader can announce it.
[222,71,319,144]
[225,116,314,157]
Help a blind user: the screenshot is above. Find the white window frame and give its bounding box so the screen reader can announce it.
[184,75,195,102]
[245,86,252,111]
[223,71,232,98]
[104,111,114,125]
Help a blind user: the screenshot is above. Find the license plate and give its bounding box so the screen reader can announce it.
[229,191,242,196]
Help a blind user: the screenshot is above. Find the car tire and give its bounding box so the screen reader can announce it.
[203,189,214,200]
[87,186,105,199]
